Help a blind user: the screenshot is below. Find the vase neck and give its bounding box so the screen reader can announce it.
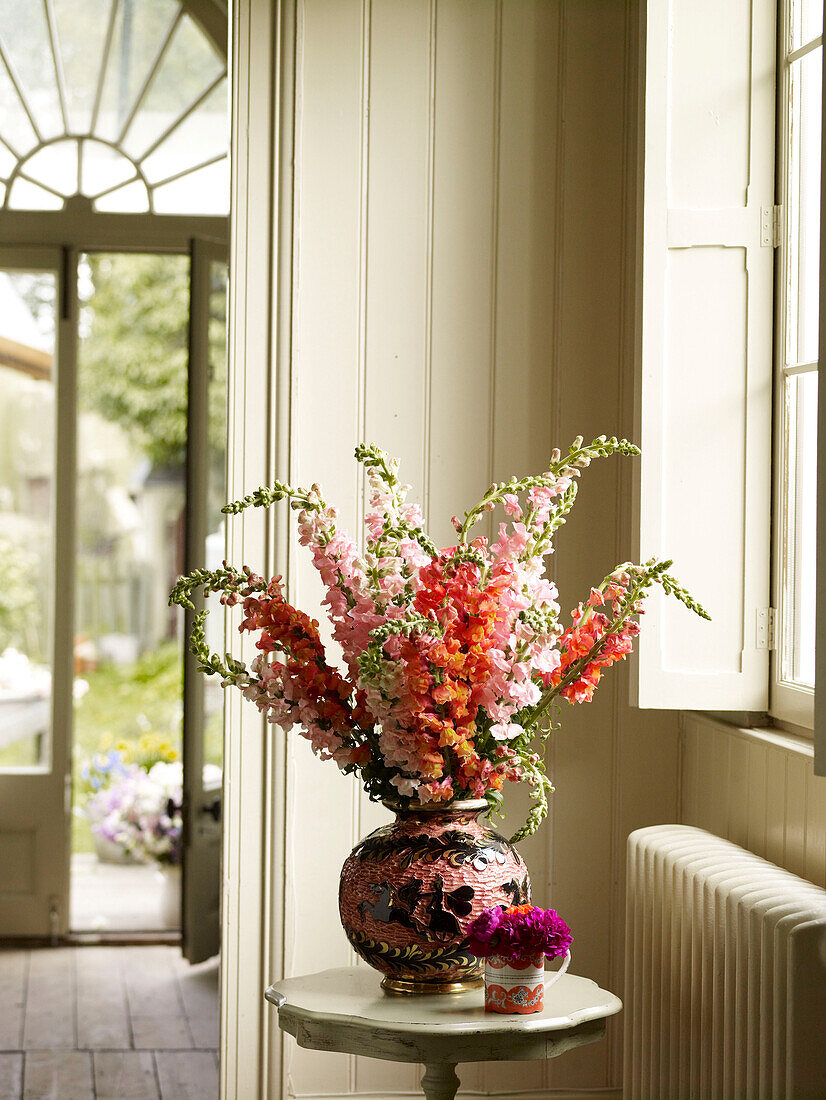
[384,798,488,824]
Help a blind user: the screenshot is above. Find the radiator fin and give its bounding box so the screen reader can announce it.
[624,825,826,1099]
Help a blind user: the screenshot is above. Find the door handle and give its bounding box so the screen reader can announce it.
[202,796,221,822]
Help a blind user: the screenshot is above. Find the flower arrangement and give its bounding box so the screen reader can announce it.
[86,761,183,865]
[170,437,708,839]
[77,747,134,801]
[466,904,573,963]
[114,729,180,770]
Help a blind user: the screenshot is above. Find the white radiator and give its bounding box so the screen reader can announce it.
[624,824,826,1100]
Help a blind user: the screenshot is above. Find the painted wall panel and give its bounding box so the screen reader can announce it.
[681,714,826,893]
[286,2,367,1094]
[267,0,675,1096]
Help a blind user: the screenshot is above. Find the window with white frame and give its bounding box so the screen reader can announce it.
[773,0,822,729]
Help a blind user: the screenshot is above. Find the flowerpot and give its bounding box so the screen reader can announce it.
[156,864,181,929]
[93,831,136,865]
[339,799,530,994]
[484,948,571,1014]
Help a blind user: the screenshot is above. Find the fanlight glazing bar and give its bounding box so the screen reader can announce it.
[90,0,120,136]
[44,0,70,134]
[150,151,226,192]
[0,36,43,146]
[12,170,68,202]
[88,163,150,203]
[116,8,184,147]
[138,71,226,164]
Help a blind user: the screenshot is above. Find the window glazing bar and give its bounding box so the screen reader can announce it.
[783,360,819,376]
[787,35,823,65]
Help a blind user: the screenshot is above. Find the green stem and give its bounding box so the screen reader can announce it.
[458,435,640,544]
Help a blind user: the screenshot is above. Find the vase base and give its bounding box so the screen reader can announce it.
[381,976,484,996]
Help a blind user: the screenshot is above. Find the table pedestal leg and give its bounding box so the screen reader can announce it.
[421,1063,459,1100]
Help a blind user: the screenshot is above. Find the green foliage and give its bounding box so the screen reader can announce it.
[79,254,226,471]
[0,538,40,653]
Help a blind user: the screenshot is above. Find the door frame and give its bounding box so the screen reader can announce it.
[220,0,297,1096]
[0,246,75,936]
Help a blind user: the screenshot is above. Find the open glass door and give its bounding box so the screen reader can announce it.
[182,237,228,963]
[0,248,74,936]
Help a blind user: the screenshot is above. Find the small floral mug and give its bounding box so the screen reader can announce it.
[484,950,571,1014]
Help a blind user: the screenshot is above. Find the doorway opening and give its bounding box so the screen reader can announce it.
[70,251,226,934]
[0,0,229,960]
[0,249,227,937]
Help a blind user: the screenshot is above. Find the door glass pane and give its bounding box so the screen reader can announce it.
[0,269,57,768]
[204,260,227,777]
[71,252,188,932]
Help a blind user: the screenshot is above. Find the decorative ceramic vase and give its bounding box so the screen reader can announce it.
[339,799,530,994]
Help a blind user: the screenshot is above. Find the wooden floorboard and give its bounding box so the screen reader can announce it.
[93,1052,160,1100]
[0,950,27,1050]
[23,1050,93,1099]
[0,946,217,1099]
[22,949,75,1051]
[177,958,219,1048]
[155,1051,219,1100]
[0,1053,23,1096]
[122,947,185,1018]
[76,948,131,1050]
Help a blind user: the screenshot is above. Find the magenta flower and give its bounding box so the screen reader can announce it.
[465,905,573,963]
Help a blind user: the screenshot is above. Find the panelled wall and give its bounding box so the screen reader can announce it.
[681,714,826,891]
[274,2,676,1097]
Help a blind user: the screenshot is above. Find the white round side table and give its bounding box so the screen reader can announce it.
[265,966,622,1100]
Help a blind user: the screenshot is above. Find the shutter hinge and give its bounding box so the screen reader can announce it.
[760,205,783,248]
[756,607,776,650]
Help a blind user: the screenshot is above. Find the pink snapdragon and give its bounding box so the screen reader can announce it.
[171,437,707,839]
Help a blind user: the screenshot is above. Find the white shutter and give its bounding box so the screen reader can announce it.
[634,0,775,709]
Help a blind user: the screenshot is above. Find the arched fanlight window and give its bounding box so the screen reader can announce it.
[0,0,228,214]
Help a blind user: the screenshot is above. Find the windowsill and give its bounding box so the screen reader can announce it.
[685,710,815,760]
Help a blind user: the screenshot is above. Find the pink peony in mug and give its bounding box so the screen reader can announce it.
[466,904,573,1014]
